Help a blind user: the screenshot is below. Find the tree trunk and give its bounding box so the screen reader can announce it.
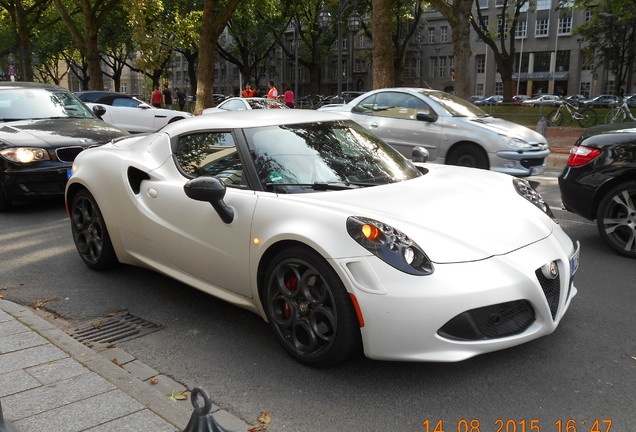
[452,0,473,99]
[372,0,394,88]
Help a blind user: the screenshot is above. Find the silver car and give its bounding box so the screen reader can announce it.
[319,88,549,176]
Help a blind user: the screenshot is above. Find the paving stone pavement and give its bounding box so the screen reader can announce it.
[0,300,251,432]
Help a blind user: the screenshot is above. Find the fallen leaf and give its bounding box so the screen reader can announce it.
[91,321,105,329]
[33,298,60,310]
[248,411,272,431]
[104,312,117,317]
[111,358,119,365]
[165,390,188,401]
[0,295,4,300]
[149,377,159,385]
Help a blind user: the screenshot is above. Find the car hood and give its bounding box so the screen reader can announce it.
[0,118,128,148]
[466,116,546,143]
[284,165,554,263]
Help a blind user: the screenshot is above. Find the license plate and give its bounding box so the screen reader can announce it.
[530,165,545,175]
[570,241,580,277]
[67,169,73,179]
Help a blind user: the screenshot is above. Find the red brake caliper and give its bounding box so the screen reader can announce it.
[283,274,298,320]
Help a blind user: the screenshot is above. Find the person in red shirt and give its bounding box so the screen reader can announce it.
[283,84,295,108]
[151,85,162,108]
[242,84,255,98]
[267,81,278,100]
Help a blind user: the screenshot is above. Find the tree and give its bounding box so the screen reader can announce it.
[194,0,242,114]
[572,0,636,95]
[372,0,394,87]
[426,0,473,99]
[0,0,50,81]
[52,0,121,90]
[470,0,527,101]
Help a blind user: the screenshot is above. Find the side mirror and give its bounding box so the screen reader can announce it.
[416,111,438,123]
[184,177,234,224]
[138,103,152,109]
[92,105,106,119]
[411,146,429,163]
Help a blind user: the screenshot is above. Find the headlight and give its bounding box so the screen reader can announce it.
[513,178,555,219]
[346,216,434,275]
[0,147,51,163]
[504,136,533,150]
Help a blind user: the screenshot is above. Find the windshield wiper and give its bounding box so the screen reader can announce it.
[265,181,373,191]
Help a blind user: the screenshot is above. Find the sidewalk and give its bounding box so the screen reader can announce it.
[541,125,581,169]
[0,300,250,432]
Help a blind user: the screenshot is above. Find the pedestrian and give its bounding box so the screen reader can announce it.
[266,81,278,100]
[242,84,255,98]
[283,84,295,108]
[176,87,186,111]
[162,83,173,109]
[151,85,162,108]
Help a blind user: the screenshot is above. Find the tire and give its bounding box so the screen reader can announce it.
[446,143,489,170]
[70,189,120,270]
[547,109,563,126]
[605,108,626,124]
[263,246,361,367]
[577,108,598,128]
[596,181,636,258]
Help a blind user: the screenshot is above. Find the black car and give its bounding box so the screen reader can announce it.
[558,123,636,258]
[74,90,116,102]
[0,82,129,210]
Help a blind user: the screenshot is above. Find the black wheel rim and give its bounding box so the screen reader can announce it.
[266,259,338,359]
[601,189,636,255]
[71,195,106,265]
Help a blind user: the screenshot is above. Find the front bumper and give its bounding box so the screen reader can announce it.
[332,230,578,362]
[491,148,550,177]
[1,161,71,200]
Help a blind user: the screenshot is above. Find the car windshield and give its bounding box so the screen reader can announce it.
[245,120,421,193]
[422,90,488,117]
[0,88,95,121]
[246,99,288,109]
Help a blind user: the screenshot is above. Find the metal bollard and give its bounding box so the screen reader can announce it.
[180,388,234,432]
[537,116,548,137]
[0,401,19,432]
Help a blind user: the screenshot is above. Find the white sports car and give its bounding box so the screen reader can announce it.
[65,110,579,366]
[86,93,192,133]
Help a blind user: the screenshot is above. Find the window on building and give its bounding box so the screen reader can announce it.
[514,52,529,73]
[515,20,527,38]
[535,19,549,37]
[430,57,438,78]
[534,51,551,72]
[405,56,420,79]
[478,0,488,8]
[440,26,449,43]
[584,9,592,21]
[439,56,447,77]
[497,15,509,37]
[476,83,484,96]
[495,81,503,94]
[580,82,591,98]
[535,0,550,10]
[556,50,571,72]
[605,80,616,94]
[476,54,486,73]
[558,16,572,35]
[121,83,128,94]
[427,27,435,43]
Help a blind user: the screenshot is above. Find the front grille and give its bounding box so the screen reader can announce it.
[535,267,561,319]
[56,146,88,163]
[438,300,535,341]
[521,158,545,168]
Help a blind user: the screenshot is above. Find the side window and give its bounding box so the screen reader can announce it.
[352,95,376,114]
[112,98,138,107]
[372,92,431,120]
[175,132,247,187]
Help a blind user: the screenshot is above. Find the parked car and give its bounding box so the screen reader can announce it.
[0,82,128,210]
[318,87,549,176]
[624,94,636,108]
[474,95,503,105]
[75,90,118,103]
[511,95,530,105]
[66,109,579,366]
[564,94,587,105]
[202,97,289,114]
[559,122,636,258]
[212,93,228,104]
[581,94,618,108]
[86,92,193,133]
[521,94,562,107]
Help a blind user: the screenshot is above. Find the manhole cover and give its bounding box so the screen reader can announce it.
[71,311,162,347]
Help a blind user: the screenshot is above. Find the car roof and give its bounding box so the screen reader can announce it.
[0,82,65,91]
[92,93,134,104]
[162,109,351,136]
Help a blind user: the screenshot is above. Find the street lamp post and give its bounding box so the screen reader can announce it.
[319,2,361,103]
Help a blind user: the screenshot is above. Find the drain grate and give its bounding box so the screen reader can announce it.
[71,311,162,347]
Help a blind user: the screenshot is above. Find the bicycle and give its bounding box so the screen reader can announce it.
[547,97,598,128]
[605,97,636,123]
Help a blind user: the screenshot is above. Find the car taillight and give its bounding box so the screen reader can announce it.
[567,145,601,167]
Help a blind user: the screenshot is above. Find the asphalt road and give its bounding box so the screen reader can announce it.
[1,168,634,432]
